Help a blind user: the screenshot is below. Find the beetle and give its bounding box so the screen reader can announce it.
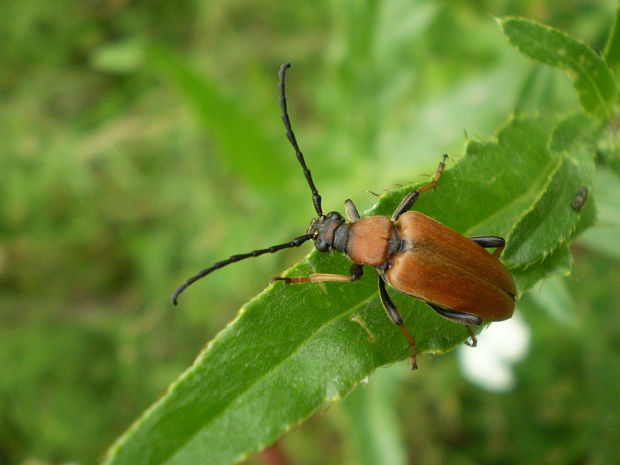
[172,63,517,370]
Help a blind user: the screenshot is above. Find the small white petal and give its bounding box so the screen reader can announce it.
[458,314,530,392]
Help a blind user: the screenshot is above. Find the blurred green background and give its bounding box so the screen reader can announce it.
[1,0,619,464]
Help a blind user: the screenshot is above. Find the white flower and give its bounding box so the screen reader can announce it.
[458,313,530,392]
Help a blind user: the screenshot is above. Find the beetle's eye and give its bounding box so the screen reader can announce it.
[315,239,330,252]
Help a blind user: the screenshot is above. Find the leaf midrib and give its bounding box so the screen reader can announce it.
[505,18,615,119]
[166,287,380,465]
[174,152,559,460]
[125,134,565,464]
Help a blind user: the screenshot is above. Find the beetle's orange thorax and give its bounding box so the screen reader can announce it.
[347,216,394,267]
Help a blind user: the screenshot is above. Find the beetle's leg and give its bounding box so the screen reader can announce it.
[392,154,448,221]
[427,303,483,326]
[469,235,506,257]
[428,303,482,348]
[344,199,361,222]
[465,326,478,347]
[272,263,363,284]
[378,277,417,370]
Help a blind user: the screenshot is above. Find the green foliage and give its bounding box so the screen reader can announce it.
[147,47,288,192]
[502,114,596,267]
[2,2,619,465]
[604,7,620,77]
[339,367,407,465]
[499,16,618,119]
[102,114,598,465]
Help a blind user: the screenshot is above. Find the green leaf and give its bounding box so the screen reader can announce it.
[502,114,596,268]
[578,166,620,260]
[511,244,572,295]
[527,275,578,326]
[513,66,561,114]
[103,115,594,465]
[598,126,620,179]
[499,17,618,120]
[603,7,620,77]
[146,47,287,191]
[340,366,407,465]
[601,147,620,179]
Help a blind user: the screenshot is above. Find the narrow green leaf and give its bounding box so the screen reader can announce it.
[513,66,559,114]
[499,17,618,120]
[603,7,620,77]
[601,148,620,179]
[578,166,620,260]
[340,367,407,465]
[146,47,286,191]
[103,115,593,465]
[598,128,620,179]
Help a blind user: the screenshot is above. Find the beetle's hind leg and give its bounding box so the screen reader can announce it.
[469,235,506,258]
[465,326,478,347]
[428,303,483,326]
[272,263,363,284]
[392,154,448,221]
[428,303,482,348]
[378,277,418,370]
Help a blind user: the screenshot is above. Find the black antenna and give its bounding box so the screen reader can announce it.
[171,234,313,305]
[279,63,323,217]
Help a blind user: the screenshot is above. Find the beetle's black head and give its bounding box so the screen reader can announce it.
[306,211,346,252]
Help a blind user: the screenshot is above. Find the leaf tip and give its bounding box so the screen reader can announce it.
[496,15,515,28]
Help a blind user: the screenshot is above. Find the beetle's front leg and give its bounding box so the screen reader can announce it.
[392,154,448,221]
[272,263,363,284]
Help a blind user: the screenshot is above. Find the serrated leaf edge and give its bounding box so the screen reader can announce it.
[104,282,388,465]
[498,16,617,120]
[503,154,563,266]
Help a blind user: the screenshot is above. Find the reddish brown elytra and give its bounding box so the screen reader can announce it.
[172,63,517,370]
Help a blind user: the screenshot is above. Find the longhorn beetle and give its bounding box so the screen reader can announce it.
[172,63,517,370]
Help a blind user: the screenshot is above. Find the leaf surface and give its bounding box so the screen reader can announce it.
[340,367,407,465]
[502,114,596,267]
[604,7,620,78]
[499,17,617,120]
[147,47,287,191]
[103,115,595,465]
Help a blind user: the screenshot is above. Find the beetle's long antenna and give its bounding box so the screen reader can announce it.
[171,234,313,305]
[279,63,323,217]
